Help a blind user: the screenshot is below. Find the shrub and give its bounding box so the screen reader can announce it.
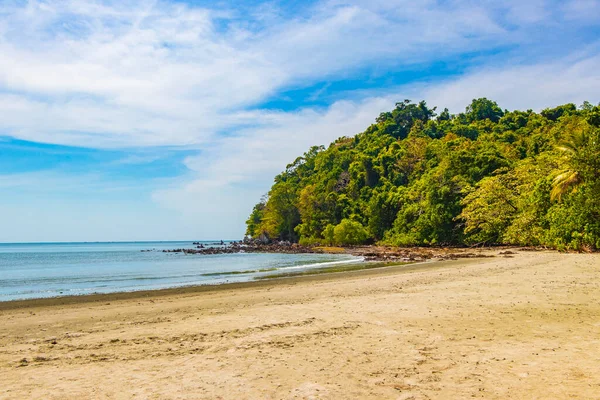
[333,219,369,245]
[323,224,335,245]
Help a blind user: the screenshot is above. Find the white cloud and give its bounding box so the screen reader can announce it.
[417,53,600,113]
[0,0,576,148]
[152,96,394,235]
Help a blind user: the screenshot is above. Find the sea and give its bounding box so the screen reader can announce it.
[0,241,362,302]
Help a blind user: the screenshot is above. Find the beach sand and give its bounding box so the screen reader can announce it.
[1,250,599,399]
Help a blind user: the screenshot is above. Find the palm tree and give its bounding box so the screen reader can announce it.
[550,128,588,201]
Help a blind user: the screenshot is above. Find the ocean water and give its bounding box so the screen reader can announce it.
[0,241,362,302]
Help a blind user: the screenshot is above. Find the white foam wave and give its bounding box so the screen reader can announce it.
[276,257,365,271]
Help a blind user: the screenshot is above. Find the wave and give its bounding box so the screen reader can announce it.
[275,257,365,271]
[200,257,365,277]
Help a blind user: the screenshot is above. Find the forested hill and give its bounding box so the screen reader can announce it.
[245,99,600,251]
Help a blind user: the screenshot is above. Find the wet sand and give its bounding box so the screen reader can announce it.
[1,250,599,399]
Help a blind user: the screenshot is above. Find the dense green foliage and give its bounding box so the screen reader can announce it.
[246,99,600,250]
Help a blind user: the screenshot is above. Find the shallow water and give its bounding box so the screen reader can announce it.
[0,241,362,301]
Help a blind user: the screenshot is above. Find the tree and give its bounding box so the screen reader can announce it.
[466,98,504,123]
[541,103,576,121]
[550,123,596,201]
[259,180,300,242]
[245,198,266,238]
[459,172,520,244]
[437,108,451,121]
[323,224,335,245]
[378,100,437,140]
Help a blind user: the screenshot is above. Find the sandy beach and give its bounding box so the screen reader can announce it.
[1,250,599,399]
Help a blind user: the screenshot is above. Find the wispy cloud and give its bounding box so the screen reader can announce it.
[562,0,600,20]
[2,0,591,147]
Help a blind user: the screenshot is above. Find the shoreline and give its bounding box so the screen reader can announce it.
[0,244,502,309]
[0,257,456,311]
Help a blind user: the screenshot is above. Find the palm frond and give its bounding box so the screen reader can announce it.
[556,129,588,155]
[550,170,582,201]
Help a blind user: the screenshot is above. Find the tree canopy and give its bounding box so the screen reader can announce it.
[246,98,600,251]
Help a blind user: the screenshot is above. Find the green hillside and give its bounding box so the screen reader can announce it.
[246,99,600,250]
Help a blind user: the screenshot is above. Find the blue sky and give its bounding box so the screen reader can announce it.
[0,0,599,242]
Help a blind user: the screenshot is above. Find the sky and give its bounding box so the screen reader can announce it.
[0,0,599,242]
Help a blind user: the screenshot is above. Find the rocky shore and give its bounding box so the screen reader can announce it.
[160,241,319,256]
[157,241,501,262]
[345,245,499,262]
